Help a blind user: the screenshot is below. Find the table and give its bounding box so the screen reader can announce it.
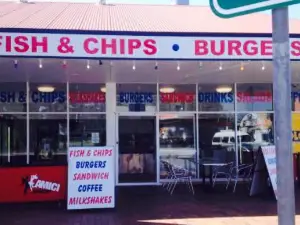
[200,161,228,186]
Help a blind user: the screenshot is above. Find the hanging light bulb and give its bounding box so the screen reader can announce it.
[39,59,43,69]
[261,61,265,70]
[154,61,158,70]
[240,62,244,71]
[177,61,180,71]
[199,61,203,69]
[14,60,18,69]
[62,60,67,69]
[132,61,136,70]
[110,61,113,67]
[86,60,90,69]
[219,62,222,70]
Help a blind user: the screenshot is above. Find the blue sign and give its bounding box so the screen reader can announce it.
[198,92,234,103]
[119,92,153,104]
[0,91,66,103]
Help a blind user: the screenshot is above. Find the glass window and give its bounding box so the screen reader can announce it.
[198,114,236,162]
[0,114,26,166]
[69,84,106,112]
[292,84,300,111]
[118,116,156,183]
[159,114,196,179]
[117,84,156,112]
[159,84,196,111]
[198,84,234,112]
[237,113,274,164]
[70,114,106,147]
[236,84,273,111]
[292,113,300,153]
[29,83,67,112]
[29,114,67,165]
[0,83,26,112]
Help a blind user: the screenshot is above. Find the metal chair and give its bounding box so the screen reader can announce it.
[212,162,234,187]
[227,163,254,192]
[161,160,194,195]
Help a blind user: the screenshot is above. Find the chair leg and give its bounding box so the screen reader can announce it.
[233,179,238,193]
[189,177,194,195]
[212,173,218,187]
[170,180,178,195]
[226,176,231,190]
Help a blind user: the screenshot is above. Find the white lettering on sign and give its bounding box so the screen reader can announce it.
[28,174,60,192]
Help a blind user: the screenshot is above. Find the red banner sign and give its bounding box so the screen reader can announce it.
[0,166,67,203]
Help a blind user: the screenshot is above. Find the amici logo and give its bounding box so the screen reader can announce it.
[22,174,60,194]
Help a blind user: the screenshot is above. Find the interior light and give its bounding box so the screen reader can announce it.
[37,85,55,93]
[100,86,106,93]
[155,61,158,70]
[240,62,244,71]
[199,61,203,69]
[99,60,103,65]
[132,61,136,70]
[14,60,18,68]
[160,87,175,93]
[261,61,265,70]
[86,60,90,69]
[39,59,43,69]
[216,85,232,93]
[177,65,180,71]
[62,60,67,69]
[219,62,222,70]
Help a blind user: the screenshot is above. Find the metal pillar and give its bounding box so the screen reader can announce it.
[272,7,295,225]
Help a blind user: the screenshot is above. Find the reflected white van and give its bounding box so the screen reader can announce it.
[212,130,253,147]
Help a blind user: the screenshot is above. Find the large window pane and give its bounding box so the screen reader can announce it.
[159,84,196,111]
[198,114,236,169]
[29,114,67,165]
[159,114,196,179]
[70,114,106,147]
[0,83,26,112]
[29,83,67,112]
[236,84,273,111]
[118,116,156,183]
[292,84,300,111]
[237,113,274,164]
[198,84,234,112]
[117,84,156,112]
[69,84,106,112]
[0,114,26,166]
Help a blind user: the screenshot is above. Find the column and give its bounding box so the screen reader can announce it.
[105,82,117,147]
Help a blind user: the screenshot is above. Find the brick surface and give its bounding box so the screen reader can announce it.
[0,185,300,225]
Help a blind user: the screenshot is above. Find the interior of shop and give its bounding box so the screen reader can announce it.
[1,58,300,186]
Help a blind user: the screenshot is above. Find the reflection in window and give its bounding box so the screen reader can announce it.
[159,84,196,112]
[159,115,196,179]
[117,84,156,112]
[70,114,106,147]
[198,84,234,112]
[292,84,300,111]
[198,114,236,171]
[236,84,273,111]
[29,83,67,112]
[0,83,26,112]
[0,114,26,166]
[69,84,106,112]
[29,114,67,165]
[237,113,274,164]
[118,116,156,183]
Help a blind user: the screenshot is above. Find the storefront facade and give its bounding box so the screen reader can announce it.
[1,1,300,202]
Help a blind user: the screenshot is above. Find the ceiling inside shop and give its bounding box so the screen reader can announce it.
[0,58,300,84]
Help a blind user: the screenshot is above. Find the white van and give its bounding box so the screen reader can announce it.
[212,130,253,147]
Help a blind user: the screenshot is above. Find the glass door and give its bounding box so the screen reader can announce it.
[117,115,157,184]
